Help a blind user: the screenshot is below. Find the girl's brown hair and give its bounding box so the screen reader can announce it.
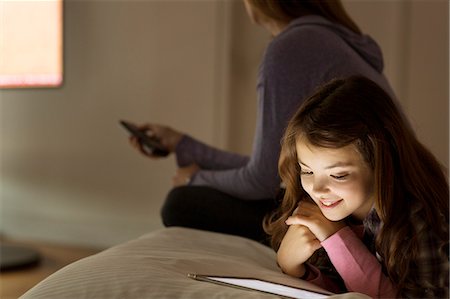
[264,76,449,296]
[246,0,361,34]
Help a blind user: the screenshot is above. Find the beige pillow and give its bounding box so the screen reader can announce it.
[21,227,370,299]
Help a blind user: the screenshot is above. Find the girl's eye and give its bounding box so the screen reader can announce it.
[300,171,313,176]
[331,174,349,180]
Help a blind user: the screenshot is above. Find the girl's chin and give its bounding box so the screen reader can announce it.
[324,214,345,222]
[321,210,347,222]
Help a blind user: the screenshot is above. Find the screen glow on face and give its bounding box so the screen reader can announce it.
[0,0,63,88]
[296,139,375,221]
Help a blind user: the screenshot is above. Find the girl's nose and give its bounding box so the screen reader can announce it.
[312,177,329,196]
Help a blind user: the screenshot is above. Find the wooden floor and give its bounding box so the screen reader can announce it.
[0,238,100,299]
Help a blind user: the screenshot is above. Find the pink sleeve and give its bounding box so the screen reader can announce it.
[321,226,397,298]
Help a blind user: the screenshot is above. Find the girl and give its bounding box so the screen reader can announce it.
[264,76,449,298]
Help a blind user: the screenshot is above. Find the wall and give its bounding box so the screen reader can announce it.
[1,1,448,248]
[1,1,230,248]
[405,2,448,167]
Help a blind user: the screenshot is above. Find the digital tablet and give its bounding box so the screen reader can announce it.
[188,274,331,299]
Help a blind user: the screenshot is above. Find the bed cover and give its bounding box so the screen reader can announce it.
[21,227,370,299]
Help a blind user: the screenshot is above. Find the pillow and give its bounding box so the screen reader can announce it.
[21,227,370,299]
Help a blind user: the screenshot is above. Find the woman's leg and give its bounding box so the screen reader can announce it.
[160,186,277,245]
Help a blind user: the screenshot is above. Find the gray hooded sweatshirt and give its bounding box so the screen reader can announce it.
[175,15,395,199]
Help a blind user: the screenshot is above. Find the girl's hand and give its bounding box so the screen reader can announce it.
[285,200,346,242]
[129,123,183,158]
[277,224,321,278]
[172,164,199,187]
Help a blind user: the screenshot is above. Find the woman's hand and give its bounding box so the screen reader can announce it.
[277,224,321,278]
[128,123,183,158]
[172,163,199,187]
[285,200,346,242]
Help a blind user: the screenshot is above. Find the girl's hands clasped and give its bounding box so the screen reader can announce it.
[277,200,346,278]
[277,224,321,277]
[286,200,346,242]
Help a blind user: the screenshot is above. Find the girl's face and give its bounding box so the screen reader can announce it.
[296,139,375,221]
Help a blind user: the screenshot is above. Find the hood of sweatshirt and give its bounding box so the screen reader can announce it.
[285,15,384,73]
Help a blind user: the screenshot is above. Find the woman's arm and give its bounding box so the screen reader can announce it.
[175,112,283,199]
[176,135,250,170]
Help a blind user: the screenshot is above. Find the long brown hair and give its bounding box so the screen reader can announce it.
[246,0,361,34]
[264,76,449,296]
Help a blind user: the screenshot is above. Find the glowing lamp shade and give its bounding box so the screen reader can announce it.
[0,0,63,88]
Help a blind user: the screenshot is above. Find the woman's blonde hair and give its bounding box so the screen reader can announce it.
[264,76,449,296]
[246,0,361,34]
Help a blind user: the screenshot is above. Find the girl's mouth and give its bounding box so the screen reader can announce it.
[319,199,343,208]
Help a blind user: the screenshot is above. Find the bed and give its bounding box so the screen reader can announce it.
[20,227,369,298]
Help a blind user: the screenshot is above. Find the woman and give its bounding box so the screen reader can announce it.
[265,76,449,298]
[129,0,395,244]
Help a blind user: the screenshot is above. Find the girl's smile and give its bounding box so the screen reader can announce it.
[319,198,343,208]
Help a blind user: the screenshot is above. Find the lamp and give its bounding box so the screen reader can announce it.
[0,244,40,271]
